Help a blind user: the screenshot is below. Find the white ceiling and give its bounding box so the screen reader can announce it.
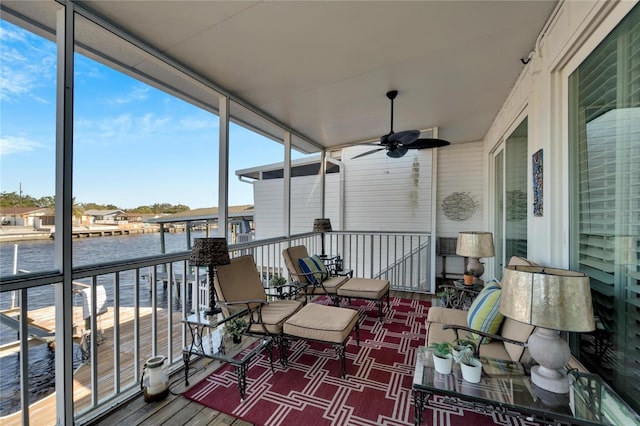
[3,0,558,150]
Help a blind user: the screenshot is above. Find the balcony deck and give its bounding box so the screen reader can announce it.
[1,231,433,425]
[88,290,427,426]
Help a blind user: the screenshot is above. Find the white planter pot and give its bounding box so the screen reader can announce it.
[432,353,453,375]
[460,358,482,383]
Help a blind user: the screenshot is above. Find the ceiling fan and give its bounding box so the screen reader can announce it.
[352,90,450,159]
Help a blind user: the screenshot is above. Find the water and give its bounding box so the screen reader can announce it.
[0,231,207,416]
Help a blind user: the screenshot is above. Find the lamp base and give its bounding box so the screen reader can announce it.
[204,306,223,316]
[528,328,571,394]
[531,365,570,394]
[467,257,485,283]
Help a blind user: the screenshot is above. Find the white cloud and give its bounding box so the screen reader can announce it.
[0,135,44,156]
[75,114,134,145]
[75,110,218,147]
[0,26,25,43]
[110,86,150,105]
[179,116,217,130]
[0,65,31,99]
[0,24,55,102]
[139,113,170,133]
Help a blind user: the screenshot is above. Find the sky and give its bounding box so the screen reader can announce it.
[0,18,303,210]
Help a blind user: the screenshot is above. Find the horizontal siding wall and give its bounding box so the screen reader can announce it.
[323,172,342,229]
[340,146,434,290]
[253,174,340,239]
[436,141,484,237]
[435,141,484,277]
[341,146,433,233]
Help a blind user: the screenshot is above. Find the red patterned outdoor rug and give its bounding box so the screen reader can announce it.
[184,297,539,426]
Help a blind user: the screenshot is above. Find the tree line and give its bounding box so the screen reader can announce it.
[0,191,190,214]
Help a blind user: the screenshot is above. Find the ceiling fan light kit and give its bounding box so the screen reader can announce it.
[352,90,451,159]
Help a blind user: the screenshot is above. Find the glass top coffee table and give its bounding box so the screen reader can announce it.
[412,346,639,425]
[183,309,273,401]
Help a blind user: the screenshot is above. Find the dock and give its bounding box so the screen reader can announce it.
[68,227,158,238]
[0,304,185,426]
[0,225,162,242]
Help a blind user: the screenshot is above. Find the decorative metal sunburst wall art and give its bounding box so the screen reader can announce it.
[442,192,479,221]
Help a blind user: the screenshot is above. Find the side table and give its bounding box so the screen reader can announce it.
[437,280,483,310]
[265,281,311,303]
[182,310,273,400]
[318,255,353,278]
[332,268,353,278]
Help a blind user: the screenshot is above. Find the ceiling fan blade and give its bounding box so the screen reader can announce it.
[351,147,385,159]
[386,146,408,158]
[404,138,451,149]
[388,129,420,145]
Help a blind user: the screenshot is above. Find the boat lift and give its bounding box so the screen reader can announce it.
[2,244,107,348]
[0,311,56,345]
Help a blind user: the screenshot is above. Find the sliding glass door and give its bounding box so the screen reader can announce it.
[569,3,639,411]
[493,119,528,280]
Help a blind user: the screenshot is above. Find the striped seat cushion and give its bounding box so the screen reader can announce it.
[467,283,504,343]
[298,255,329,286]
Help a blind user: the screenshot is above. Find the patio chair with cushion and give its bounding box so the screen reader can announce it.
[282,245,391,321]
[214,255,304,363]
[282,245,350,303]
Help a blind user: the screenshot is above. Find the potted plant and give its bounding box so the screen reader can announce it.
[428,342,453,374]
[269,273,287,287]
[225,317,248,344]
[434,287,455,307]
[452,337,477,358]
[463,269,475,285]
[453,346,482,383]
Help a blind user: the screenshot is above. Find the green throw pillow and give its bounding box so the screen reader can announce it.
[467,283,504,343]
[298,255,328,285]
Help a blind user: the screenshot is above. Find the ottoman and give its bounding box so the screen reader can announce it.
[337,278,390,321]
[283,303,360,378]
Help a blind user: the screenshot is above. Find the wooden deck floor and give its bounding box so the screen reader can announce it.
[86,290,431,426]
[1,302,185,426]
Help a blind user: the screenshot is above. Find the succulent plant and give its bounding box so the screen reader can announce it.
[453,346,477,366]
[428,341,453,359]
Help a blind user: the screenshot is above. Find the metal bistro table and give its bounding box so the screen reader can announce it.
[183,309,273,400]
[412,346,639,425]
[437,280,483,310]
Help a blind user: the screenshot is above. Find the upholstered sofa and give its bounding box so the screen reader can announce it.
[425,257,588,371]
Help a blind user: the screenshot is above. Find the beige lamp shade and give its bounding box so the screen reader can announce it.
[189,238,230,267]
[456,231,495,258]
[313,218,332,233]
[500,265,595,332]
[500,265,595,394]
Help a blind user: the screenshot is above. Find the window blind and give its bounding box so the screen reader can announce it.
[570,5,640,412]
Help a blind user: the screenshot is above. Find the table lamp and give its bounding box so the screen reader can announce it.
[456,231,495,282]
[313,218,332,258]
[189,238,230,316]
[500,265,595,393]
